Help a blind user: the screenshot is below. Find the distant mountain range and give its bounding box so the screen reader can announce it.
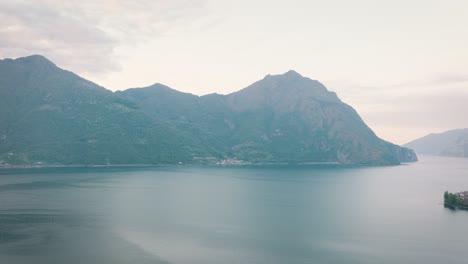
[404,129,468,157]
[0,55,417,166]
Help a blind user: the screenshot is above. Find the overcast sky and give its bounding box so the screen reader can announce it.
[1,0,467,144]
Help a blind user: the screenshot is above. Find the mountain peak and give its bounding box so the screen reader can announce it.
[9,55,58,73]
[236,70,333,98]
[15,54,55,65]
[147,83,172,90]
[264,70,304,80]
[227,70,341,114]
[283,70,302,77]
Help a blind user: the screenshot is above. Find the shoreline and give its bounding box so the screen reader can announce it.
[0,161,409,170]
[444,204,468,210]
[0,164,161,169]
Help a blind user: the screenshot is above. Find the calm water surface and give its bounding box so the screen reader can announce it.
[0,155,467,264]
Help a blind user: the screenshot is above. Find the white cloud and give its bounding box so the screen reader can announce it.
[0,0,207,74]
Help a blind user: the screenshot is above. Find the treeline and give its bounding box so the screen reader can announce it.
[444,191,466,208]
[444,191,468,209]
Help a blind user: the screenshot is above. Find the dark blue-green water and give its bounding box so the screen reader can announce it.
[0,155,467,264]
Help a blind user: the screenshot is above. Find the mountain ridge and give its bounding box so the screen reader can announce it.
[0,55,417,166]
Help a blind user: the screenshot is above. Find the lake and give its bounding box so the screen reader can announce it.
[0,155,467,264]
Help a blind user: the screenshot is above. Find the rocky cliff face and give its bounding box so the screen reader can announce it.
[0,55,417,166]
[221,71,417,164]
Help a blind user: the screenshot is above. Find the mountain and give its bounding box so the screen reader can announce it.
[119,71,417,165]
[0,55,214,165]
[404,129,468,157]
[0,55,417,166]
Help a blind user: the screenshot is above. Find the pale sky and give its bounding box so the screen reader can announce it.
[1,0,467,144]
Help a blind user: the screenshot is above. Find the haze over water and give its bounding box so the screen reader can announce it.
[0,155,467,264]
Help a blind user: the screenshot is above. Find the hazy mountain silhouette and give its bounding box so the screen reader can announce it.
[404,129,468,157]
